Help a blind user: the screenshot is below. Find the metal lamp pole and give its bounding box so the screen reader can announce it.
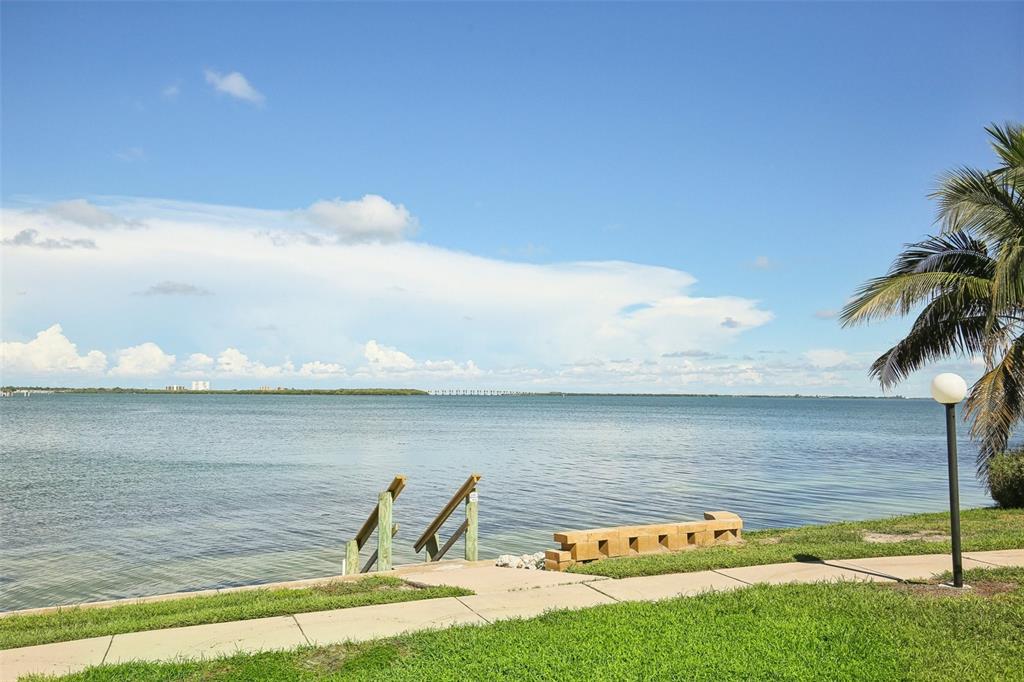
[943,401,963,588]
[931,373,968,588]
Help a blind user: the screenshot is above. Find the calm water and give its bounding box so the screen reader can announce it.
[0,394,990,610]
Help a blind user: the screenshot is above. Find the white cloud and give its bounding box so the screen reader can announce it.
[303,195,418,243]
[805,349,851,368]
[214,348,293,377]
[357,341,481,379]
[298,361,346,377]
[0,323,889,394]
[752,255,773,270]
[181,353,215,373]
[0,324,107,375]
[814,309,838,320]
[161,82,180,99]
[109,342,176,377]
[609,295,772,355]
[364,340,416,369]
[204,69,264,105]
[421,359,481,377]
[47,199,138,229]
[2,228,96,250]
[1,198,781,390]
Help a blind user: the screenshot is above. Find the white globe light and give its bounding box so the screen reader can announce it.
[931,373,968,404]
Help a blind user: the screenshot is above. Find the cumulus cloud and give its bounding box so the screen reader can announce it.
[204,69,265,105]
[357,341,481,379]
[2,228,96,250]
[303,195,418,243]
[162,82,180,99]
[298,361,346,377]
[0,324,107,375]
[0,322,886,393]
[420,359,481,377]
[215,348,293,377]
[364,340,416,369]
[751,255,773,270]
[181,353,215,373]
[1,198,782,390]
[47,199,139,229]
[137,281,213,297]
[109,342,176,377]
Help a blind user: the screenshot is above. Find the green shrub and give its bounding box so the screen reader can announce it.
[988,450,1024,508]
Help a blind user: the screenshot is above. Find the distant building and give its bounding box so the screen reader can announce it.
[165,385,187,392]
[191,380,210,391]
[258,385,272,392]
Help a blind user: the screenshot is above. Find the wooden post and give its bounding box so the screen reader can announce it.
[344,539,359,576]
[377,490,393,571]
[465,490,478,561]
[362,524,399,573]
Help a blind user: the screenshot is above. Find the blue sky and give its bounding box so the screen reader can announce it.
[1,2,1022,393]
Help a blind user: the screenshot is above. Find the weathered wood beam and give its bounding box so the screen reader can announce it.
[433,519,468,562]
[424,533,440,562]
[354,475,406,550]
[465,492,478,561]
[361,523,400,573]
[344,539,359,576]
[413,473,481,552]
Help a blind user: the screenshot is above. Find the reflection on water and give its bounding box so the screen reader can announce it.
[0,394,989,610]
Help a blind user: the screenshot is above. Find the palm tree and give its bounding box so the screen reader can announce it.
[841,123,1024,482]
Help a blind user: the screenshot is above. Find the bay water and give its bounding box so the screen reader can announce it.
[0,394,991,610]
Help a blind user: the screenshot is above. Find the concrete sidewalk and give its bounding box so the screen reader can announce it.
[3,549,1022,681]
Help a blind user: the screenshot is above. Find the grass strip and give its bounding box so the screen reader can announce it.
[1,576,469,650]
[32,566,1024,681]
[570,507,1024,578]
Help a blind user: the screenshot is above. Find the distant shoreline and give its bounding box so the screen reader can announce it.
[0,387,428,396]
[1,386,909,399]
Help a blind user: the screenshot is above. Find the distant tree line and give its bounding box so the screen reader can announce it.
[0,386,429,396]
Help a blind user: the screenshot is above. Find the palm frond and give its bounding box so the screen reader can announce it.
[989,239,1024,317]
[985,122,1024,172]
[868,296,991,387]
[932,167,1024,243]
[846,122,1024,480]
[967,334,1024,478]
[840,231,993,327]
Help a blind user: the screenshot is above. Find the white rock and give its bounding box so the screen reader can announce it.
[495,551,546,570]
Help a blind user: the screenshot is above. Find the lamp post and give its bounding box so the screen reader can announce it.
[930,372,968,588]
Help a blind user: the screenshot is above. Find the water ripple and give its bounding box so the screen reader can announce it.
[0,394,990,610]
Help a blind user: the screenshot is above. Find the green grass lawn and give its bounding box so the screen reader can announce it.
[570,507,1024,579]
[32,566,1024,681]
[0,577,469,650]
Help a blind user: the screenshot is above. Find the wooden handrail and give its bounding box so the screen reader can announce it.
[433,519,469,561]
[413,473,481,552]
[354,476,406,549]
